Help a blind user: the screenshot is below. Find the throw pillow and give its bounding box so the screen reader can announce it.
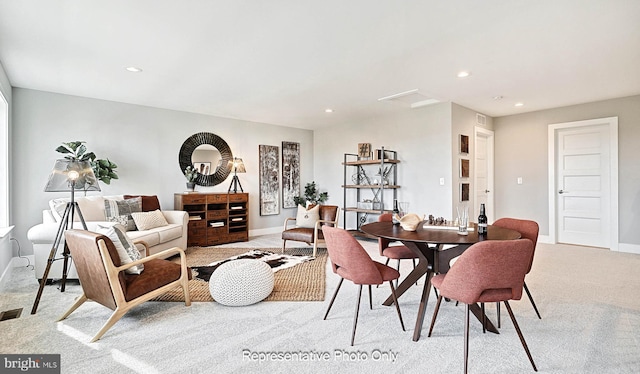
[131,210,169,231]
[124,195,161,212]
[104,197,142,231]
[295,204,320,228]
[95,223,144,274]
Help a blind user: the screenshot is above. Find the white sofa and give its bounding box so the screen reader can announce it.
[27,195,188,281]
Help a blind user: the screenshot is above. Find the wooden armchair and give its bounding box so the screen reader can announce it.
[282,205,340,257]
[58,229,191,342]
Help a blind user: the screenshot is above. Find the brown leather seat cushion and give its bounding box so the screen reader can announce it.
[123,259,191,301]
[281,227,326,242]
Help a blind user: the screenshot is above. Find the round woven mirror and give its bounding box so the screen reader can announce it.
[179,132,233,186]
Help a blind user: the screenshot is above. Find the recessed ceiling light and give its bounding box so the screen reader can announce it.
[514,102,524,107]
[125,66,143,73]
[457,71,471,78]
[325,108,334,113]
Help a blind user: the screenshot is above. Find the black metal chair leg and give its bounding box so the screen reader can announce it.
[368,285,372,310]
[388,281,405,331]
[323,278,344,320]
[524,282,542,319]
[481,302,486,333]
[351,285,363,346]
[464,304,470,374]
[504,301,538,372]
[428,295,443,337]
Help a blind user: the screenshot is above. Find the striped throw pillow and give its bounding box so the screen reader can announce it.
[131,210,169,231]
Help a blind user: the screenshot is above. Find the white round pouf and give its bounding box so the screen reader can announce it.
[209,259,275,306]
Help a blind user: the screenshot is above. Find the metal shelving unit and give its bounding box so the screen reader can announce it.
[342,147,399,237]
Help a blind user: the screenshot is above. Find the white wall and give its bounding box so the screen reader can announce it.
[494,95,640,247]
[11,88,314,254]
[451,103,494,219]
[0,61,12,278]
[314,102,454,228]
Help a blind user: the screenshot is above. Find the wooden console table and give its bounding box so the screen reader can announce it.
[174,192,249,246]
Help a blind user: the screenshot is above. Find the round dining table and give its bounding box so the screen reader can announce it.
[360,221,521,341]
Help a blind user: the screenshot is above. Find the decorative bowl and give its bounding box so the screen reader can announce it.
[397,213,425,231]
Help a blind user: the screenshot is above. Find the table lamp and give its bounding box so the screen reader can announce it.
[227,157,245,193]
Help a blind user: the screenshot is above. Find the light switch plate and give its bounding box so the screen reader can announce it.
[439,178,445,185]
[517,177,523,185]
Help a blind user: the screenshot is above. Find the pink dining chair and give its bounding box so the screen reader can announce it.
[493,218,541,325]
[427,239,537,373]
[378,213,418,281]
[321,225,405,346]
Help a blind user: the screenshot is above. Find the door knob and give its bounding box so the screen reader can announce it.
[558,190,565,194]
[485,189,490,193]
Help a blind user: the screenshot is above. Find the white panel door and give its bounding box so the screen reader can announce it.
[474,127,494,222]
[556,125,610,247]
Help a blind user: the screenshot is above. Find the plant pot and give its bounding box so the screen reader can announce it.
[186,182,196,191]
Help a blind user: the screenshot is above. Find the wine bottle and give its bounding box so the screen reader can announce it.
[392,199,400,225]
[478,203,488,235]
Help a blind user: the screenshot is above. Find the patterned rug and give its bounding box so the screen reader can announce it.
[152,247,327,302]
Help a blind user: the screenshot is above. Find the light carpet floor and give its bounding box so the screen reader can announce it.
[1,234,640,373]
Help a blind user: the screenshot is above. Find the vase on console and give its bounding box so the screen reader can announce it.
[186,182,195,191]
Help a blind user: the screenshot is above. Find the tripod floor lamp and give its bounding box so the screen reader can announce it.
[31,159,100,314]
[228,157,246,193]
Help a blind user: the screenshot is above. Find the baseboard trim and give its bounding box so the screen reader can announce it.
[616,243,640,254]
[539,234,640,254]
[249,226,282,237]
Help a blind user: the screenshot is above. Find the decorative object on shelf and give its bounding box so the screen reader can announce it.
[293,181,329,207]
[357,143,371,159]
[227,157,246,193]
[357,199,381,210]
[373,166,390,185]
[31,158,101,314]
[375,149,395,160]
[259,144,280,216]
[184,166,198,191]
[460,182,470,201]
[397,213,425,231]
[179,132,233,187]
[281,141,300,208]
[55,141,118,185]
[460,159,470,178]
[459,134,469,154]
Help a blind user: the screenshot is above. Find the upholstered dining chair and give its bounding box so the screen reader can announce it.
[428,239,537,373]
[282,205,340,257]
[377,213,418,283]
[493,217,541,325]
[321,226,405,346]
[58,229,191,342]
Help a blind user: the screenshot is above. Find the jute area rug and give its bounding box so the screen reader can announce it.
[153,247,327,302]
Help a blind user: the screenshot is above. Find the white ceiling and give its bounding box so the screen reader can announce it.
[1,1,639,130]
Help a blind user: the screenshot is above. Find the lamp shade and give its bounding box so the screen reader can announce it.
[44,159,101,192]
[229,158,246,174]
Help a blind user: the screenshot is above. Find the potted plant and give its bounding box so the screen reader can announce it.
[55,141,118,186]
[293,181,329,207]
[184,166,198,191]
